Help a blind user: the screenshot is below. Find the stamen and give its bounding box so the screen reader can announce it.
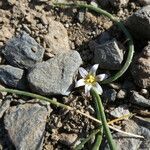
[85,75,96,84]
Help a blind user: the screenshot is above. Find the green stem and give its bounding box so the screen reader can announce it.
[91,88,116,150]
[53,2,134,84]
[74,85,103,150]
[0,88,70,109]
[0,88,101,124]
[92,90,103,150]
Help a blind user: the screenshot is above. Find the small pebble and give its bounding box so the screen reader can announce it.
[140,89,149,99]
[117,89,127,99]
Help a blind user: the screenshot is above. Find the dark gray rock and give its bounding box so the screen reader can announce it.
[126,5,150,39]
[97,31,112,44]
[2,31,45,69]
[0,65,25,89]
[89,39,124,70]
[28,51,82,96]
[131,43,150,88]
[4,103,50,150]
[102,89,117,102]
[112,118,150,150]
[130,91,150,108]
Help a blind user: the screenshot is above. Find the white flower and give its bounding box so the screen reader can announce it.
[75,64,108,96]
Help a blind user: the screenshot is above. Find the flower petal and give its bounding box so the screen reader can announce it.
[93,82,103,95]
[96,74,108,82]
[75,79,85,87]
[89,64,99,75]
[85,84,92,96]
[79,67,88,78]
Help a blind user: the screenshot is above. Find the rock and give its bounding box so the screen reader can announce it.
[4,103,50,150]
[44,18,70,55]
[117,89,127,99]
[97,31,112,44]
[77,10,85,23]
[2,31,45,69]
[130,91,150,108]
[109,105,130,118]
[59,133,78,146]
[102,89,117,102]
[126,5,150,39]
[110,118,150,150]
[131,43,150,88]
[28,51,82,96]
[140,88,149,98]
[89,39,124,70]
[0,65,26,89]
[0,99,11,118]
[139,0,150,6]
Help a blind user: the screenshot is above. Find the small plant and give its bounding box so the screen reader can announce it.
[76,64,108,96]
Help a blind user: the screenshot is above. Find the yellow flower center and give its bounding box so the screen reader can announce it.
[85,74,96,85]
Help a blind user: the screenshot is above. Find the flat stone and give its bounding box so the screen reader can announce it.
[126,5,150,39]
[131,42,150,88]
[2,31,45,69]
[4,103,50,150]
[44,18,70,55]
[28,51,82,96]
[89,39,124,70]
[109,118,150,150]
[0,65,26,89]
[130,91,150,108]
[109,105,130,118]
